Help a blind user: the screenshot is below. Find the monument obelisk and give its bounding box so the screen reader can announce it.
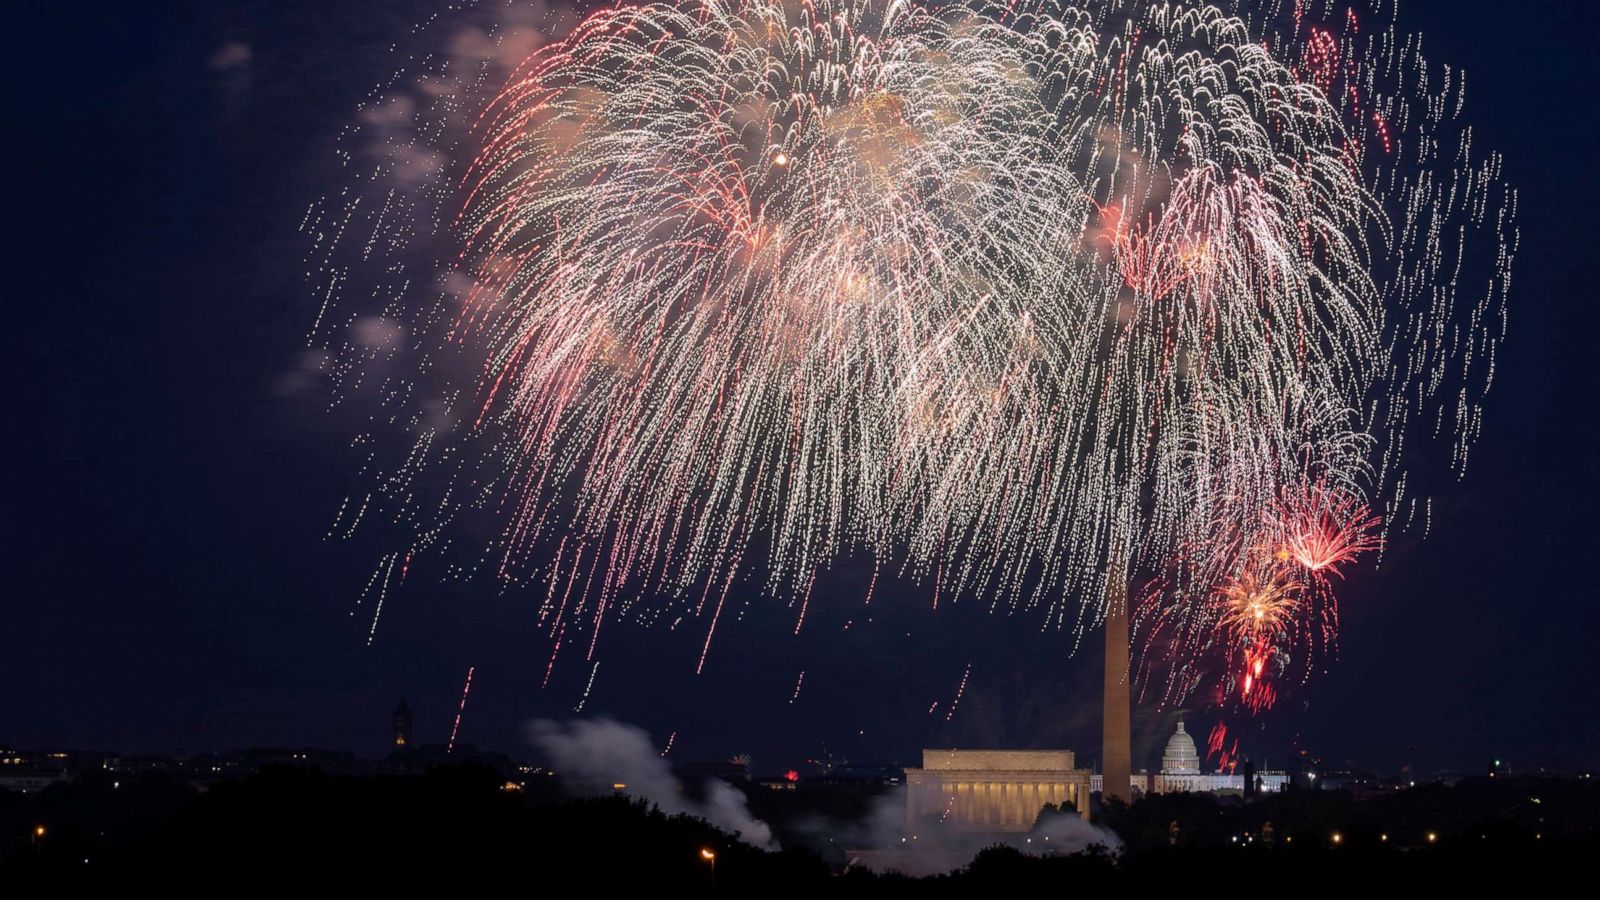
[1101,572,1131,805]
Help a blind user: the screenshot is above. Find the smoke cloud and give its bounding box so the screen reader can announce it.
[790,787,1122,877]
[527,718,777,850]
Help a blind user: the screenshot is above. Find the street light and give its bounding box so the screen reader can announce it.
[701,847,716,890]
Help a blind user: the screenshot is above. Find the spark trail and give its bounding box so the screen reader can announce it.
[448,665,475,753]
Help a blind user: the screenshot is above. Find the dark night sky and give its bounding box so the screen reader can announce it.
[4,1,1597,777]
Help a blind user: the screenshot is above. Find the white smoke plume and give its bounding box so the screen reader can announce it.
[799,787,1122,877]
[528,718,777,850]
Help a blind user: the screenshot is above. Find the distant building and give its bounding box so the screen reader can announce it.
[1162,720,1202,774]
[672,759,750,784]
[904,749,1091,831]
[0,767,67,793]
[392,698,414,752]
[1088,772,1150,796]
[1146,721,1287,795]
[814,764,904,788]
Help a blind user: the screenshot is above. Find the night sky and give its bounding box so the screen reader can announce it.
[5,1,1597,777]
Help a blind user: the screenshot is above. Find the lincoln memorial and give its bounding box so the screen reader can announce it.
[903,749,1092,832]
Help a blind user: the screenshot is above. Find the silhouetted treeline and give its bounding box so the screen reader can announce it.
[2,766,1594,890]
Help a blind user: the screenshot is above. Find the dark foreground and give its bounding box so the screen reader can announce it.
[3,765,1594,890]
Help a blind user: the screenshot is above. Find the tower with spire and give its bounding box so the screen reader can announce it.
[391,697,414,752]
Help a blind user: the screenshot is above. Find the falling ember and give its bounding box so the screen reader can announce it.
[574,660,600,712]
[447,666,474,753]
[944,663,971,722]
[308,0,1514,716]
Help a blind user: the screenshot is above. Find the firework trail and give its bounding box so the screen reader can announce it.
[945,662,972,722]
[303,0,1515,722]
[574,660,601,712]
[448,665,475,752]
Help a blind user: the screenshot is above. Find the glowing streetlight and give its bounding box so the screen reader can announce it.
[701,847,717,890]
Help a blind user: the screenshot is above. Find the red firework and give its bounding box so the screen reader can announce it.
[1214,563,1301,712]
[1269,481,1383,577]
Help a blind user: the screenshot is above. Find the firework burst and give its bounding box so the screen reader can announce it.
[303,0,1515,717]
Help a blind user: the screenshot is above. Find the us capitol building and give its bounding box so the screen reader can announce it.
[1090,719,1288,798]
[1135,719,1289,796]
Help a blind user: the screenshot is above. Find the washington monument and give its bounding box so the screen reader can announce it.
[1102,574,1131,805]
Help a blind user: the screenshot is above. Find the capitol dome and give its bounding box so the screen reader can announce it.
[1160,720,1201,775]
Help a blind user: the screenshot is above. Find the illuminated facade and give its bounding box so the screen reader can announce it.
[904,749,1092,832]
[1148,721,1287,794]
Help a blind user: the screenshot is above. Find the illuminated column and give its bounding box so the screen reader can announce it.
[1102,567,1132,806]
